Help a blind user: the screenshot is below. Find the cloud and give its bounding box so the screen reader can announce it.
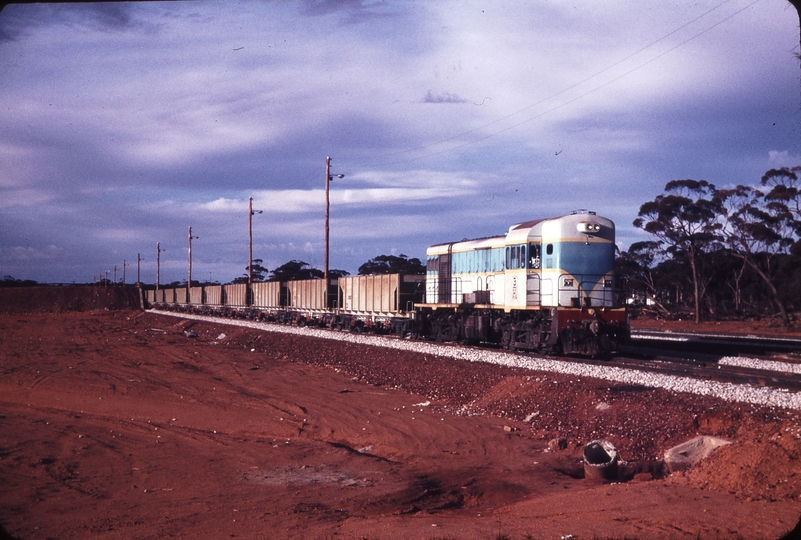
[0,244,63,262]
[0,3,156,43]
[423,91,467,104]
[0,188,58,209]
[182,180,479,216]
[768,150,800,168]
[94,228,153,243]
[196,197,247,213]
[0,1,798,284]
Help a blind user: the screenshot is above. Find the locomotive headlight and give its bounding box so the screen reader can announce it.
[577,222,601,234]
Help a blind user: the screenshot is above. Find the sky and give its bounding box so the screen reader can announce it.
[1,0,799,285]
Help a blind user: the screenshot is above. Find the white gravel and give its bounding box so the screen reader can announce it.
[153,310,801,411]
[719,356,801,375]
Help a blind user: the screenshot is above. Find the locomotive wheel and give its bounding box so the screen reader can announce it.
[500,323,513,350]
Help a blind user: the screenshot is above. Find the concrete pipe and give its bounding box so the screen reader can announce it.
[583,439,619,483]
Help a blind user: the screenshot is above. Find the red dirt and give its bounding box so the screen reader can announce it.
[1,289,800,539]
[0,285,141,314]
[630,316,801,338]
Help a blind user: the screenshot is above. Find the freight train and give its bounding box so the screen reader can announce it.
[147,210,628,356]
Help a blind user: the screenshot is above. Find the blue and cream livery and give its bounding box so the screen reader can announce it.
[419,211,626,355]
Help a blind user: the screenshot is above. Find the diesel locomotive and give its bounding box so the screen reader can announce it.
[148,210,628,356]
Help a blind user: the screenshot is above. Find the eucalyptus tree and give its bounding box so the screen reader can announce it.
[232,259,269,284]
[266,260,349,281]
[615,241,672,317]
[268,260,323,282]
[357,254,425,275]
[633,180,723,323]
[761,166,801,230]
[714,185,795,324]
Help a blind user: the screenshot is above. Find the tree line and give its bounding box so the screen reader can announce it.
[618,166,801,324]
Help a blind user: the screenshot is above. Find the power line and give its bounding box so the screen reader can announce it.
[364,0,760,168]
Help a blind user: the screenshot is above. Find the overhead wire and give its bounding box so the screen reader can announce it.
[363,0,762,168]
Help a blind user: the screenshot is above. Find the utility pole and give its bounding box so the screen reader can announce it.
[324,157,331,287]
[324,156,345,289]
[187,226,199,300]
[791,1,801,107]
[248,197,263,285]
[123,259,127,285]
[156,242,163,292]
[137,253,142,285]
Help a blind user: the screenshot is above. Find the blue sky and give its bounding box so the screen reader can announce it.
[1,0,799,284]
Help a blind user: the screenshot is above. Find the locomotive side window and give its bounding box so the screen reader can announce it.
[546,244,553,255]
[427,256,439,272]
[528,244,541,269]
[506,245,528,269]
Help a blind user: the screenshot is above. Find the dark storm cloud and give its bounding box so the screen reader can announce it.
[0,2,152,42]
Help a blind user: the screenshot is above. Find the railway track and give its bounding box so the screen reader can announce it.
[629,328,801,355]
[611,329,801,391]
[601,354,801,391]
[397,325,801,391]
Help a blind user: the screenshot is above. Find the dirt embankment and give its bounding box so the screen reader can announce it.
[0,285,141,314]
[1,288,800,539]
